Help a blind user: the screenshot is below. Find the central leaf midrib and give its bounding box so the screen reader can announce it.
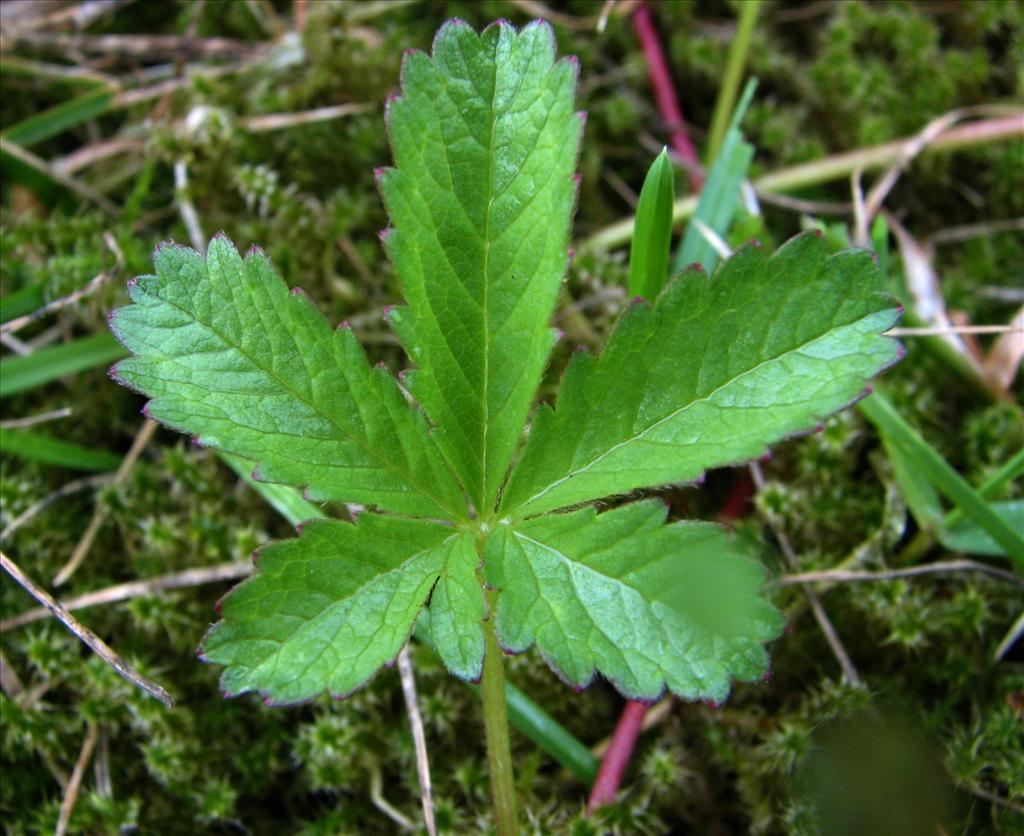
[518,309,886,511]
[153,290,455,514]
[479,39,500,509]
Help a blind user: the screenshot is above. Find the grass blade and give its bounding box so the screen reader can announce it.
[628,148,675,299]
[939,501,1024,557]
[1,87,114,148]
[881,430,944,529]
[1,285,46,325]
[859,390,1024,568]
[0,332,125,398]
[220,453,325,525]
[0,428,121,471]
[704,0,761,163]
[944,448,1024,529]
[673,79,757,274]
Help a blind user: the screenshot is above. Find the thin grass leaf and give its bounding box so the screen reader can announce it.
[0,332,125,398]
[628,148,675,299]
[0,428,122,471]
[939,501,1024,558]
[221,452,325,525]
[1,284,46,325]
[1,87,114,148]
[673,79,756,274]
[944,447,1024,529]
[881,430,944,529]
[859,390,1024,568]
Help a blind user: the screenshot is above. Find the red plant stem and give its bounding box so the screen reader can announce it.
[586,699,649,813]
[717,469,754,521]
[632,3,704,192]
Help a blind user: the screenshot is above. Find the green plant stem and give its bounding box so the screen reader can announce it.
[482,587,518,836]
[705,0,760,163]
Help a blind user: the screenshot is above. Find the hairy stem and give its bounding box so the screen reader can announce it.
[482,587,518,835]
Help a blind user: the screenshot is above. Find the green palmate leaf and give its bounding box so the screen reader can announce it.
[486,502,783,701]
[501,233,902,517]
[202,515,483,704]
[108,21,903,722]
[628,148,675,299]
[109,236,463,519]
[378,19,581,511]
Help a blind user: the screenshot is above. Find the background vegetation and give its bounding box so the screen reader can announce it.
[1,0,1021,832]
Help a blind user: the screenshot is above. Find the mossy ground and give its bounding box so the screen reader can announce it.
[1,1,1021,833]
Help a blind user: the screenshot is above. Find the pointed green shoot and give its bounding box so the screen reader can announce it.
[628,148,675,299]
